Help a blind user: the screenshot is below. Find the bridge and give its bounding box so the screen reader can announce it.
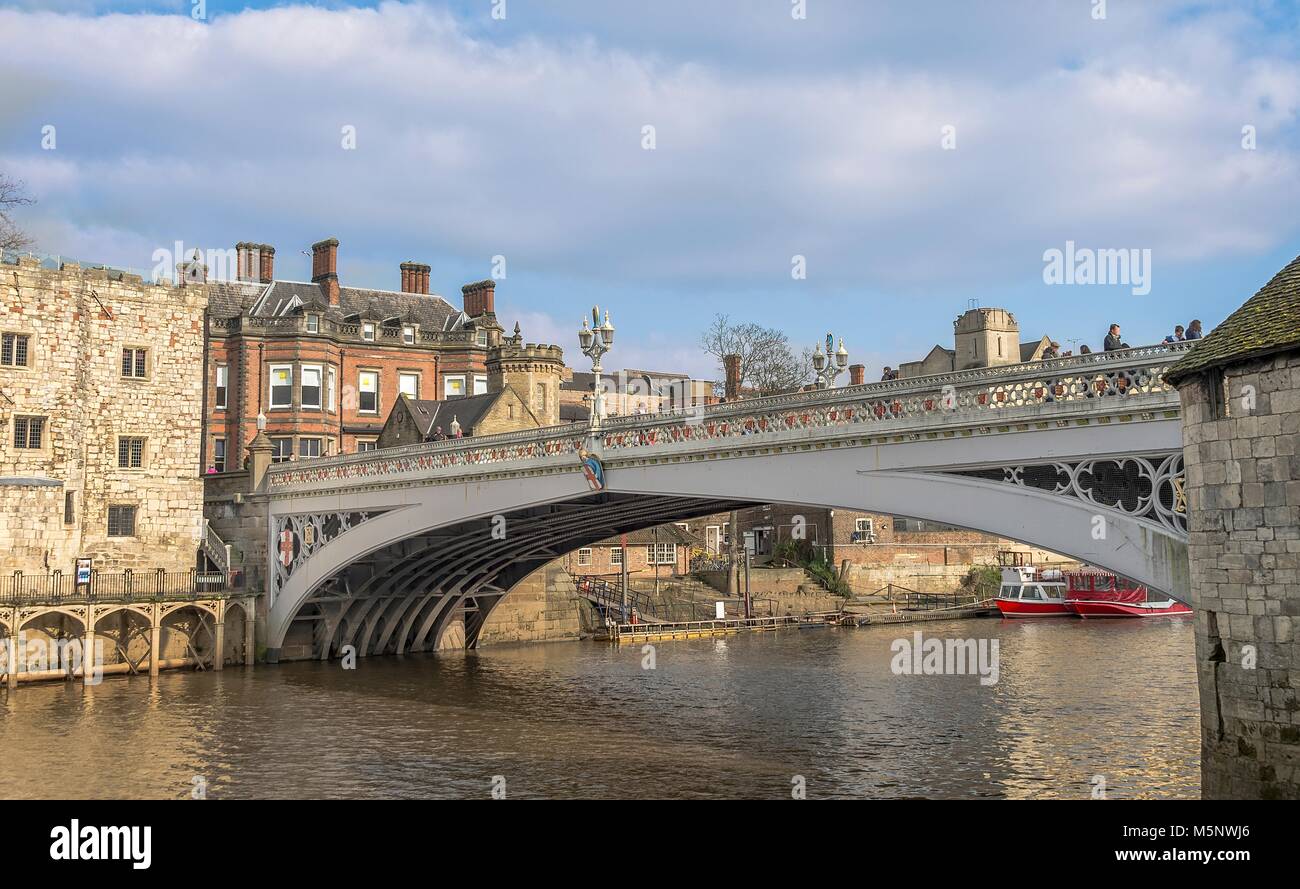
[251,343,1192,660]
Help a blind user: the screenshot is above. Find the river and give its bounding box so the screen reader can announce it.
[0,617,1199,799]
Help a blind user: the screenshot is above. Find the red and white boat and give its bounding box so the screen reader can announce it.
[994,565,1071,617]
[1063,569,1192,618]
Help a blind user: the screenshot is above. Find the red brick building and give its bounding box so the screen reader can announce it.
[202,239,503,469]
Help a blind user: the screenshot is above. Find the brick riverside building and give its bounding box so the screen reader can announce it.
[0,255,206,574]
[203,239,505,469]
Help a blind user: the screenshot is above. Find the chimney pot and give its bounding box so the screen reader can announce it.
[849,363,865,386]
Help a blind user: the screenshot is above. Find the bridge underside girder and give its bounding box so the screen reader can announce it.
[280,494,755,660]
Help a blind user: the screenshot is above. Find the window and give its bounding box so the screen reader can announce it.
[271,437,293,463]
[399,373,420,399]
[215,365,228,409]
[610,547,623,567]
[117,436,145,469]
[403,326,416,345]
[213,437,226,473]
[1,332,30,367]
[576,547,593,567]
[853,518,874,542]
[12,415,45,449]
[356,438,378,453]
[507,403,515,420]
[362,322,376,341]
[121,347,148,379]
[107,505,136,537]
[298,437,322,459]
[444,375,465,399]
[358,371,379,413]
[306,314,320,333]
[476,329,489,348]
[301,366,322,409]
[535,382,546,412]
[269,364,293,408]
[473,374,488,395]
[651,542,677,565]
[327,367,337,412]
[64,491,75,525]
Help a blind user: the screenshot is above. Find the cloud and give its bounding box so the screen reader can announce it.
[0,1,1297,367]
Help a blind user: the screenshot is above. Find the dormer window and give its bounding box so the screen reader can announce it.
[403,325,416,345]
[306,314,320,333]
[476,329,489,348]
[362,322,376,342]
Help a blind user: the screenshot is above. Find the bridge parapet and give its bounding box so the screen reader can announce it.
[266,343,1193,495]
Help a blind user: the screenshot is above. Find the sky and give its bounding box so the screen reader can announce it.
[1,0,1298,381]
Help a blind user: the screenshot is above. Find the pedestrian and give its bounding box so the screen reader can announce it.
[430,426,447,442]
[881,366,894,381]
[1163,325,1185,344]
[1079,345,1092,355]
[1042,342,1060,359]
[1186,319,1203,340]
[1103,324,1128,351]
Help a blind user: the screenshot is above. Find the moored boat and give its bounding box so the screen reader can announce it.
[993,565,1071,617]
[1063,569,1192,618]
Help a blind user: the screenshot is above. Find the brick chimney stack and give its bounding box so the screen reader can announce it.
[311,238,340,306]
[259,244,275,283]
[723,354,741,401]
[849,363,865,386]
[462,279,496,317]
[400,263,431,295]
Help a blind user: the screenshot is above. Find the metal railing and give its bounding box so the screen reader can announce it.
[266,342,1192,493]
[1,569,238,605]
[872,584,984,611]
[573,575,661,621]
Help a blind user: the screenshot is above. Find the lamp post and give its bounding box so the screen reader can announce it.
[577,305,615,443]
[811,333,849,389]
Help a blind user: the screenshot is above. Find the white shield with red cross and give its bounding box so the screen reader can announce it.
[278,529,295,568]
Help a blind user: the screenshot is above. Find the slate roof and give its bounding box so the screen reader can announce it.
[400,393,501,437]
[207,278,460,330]
[1165,254,1300,384]
[592,524,699,547]
[559,403,588,423]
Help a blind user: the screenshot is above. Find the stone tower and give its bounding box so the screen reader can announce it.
[953,307,1020,371]
[487,324,565,426]
[1166,254,1300,800]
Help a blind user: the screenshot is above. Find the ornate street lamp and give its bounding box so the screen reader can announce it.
[812,333,849,389]
[578,306,615,439]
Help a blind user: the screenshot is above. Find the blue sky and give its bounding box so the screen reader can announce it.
[1,1,1298,379]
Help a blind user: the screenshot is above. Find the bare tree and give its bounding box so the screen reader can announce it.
[700,314,811,396]
[0,174,34,255]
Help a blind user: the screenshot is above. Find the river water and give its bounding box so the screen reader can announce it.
[0,618,1199,799]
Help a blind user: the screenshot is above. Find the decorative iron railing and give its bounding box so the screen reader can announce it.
[267,342,1193,493]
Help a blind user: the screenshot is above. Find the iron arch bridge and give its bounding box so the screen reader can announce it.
[259,344,1192,660]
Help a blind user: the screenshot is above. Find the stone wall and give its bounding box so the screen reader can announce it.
[1179,352,1300,799]
[0,257,207,575]
[477,560,584,646]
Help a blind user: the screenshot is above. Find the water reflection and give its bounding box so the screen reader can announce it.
[0,618,1198,799]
